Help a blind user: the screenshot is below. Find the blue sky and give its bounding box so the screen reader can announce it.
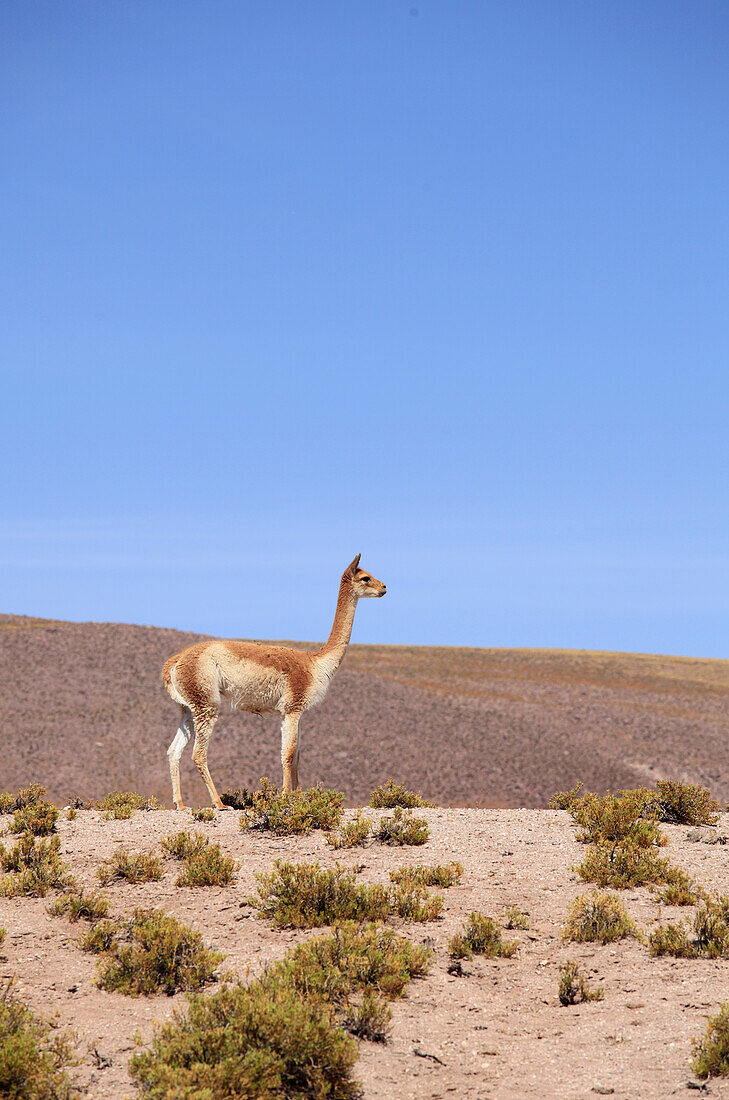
[2,1,728,654]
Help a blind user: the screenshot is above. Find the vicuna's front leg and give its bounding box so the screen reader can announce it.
[280,712,301,792]
[191,710,226,809]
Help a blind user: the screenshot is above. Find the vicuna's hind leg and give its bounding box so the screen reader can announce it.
[167,706,193,810]
[281,712,301,792]
[190,707,227,809]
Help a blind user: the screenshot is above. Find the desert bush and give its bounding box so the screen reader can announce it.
[368,780,433,809]
[326,812,372,849]
[558,960,603,1006]
[389,862,463,888]
[10,801,59,836]
[575,838,681,889]
[374,808,429,846]
[130,979,359,1099]
[562,891,641,944]
[48,889,109,923]
[0,834,73,897]
[176,842,238,888]
[240,778,344,836]
[65,808,77,821]
[219,787,254,810]
[90,791,162,820]
[388,881,443,922]
[192,806,216,822]
[96,848,163,885]
[250,861,390,929]
[503,906,530,929]
[80,908,223,996]
[693,1003,729,1079]
[0,929,5,949]
[656,869,701,906]
[562,788,659,845]
[265,921,431,1006]
[653,780,720,826]
[649,897,729,958]
[448,912,517,960]
[0,979,78,1099]
[548,782,584,811]
[160,830,208,860]
[0,784,49,815]
[341,989,391,1042]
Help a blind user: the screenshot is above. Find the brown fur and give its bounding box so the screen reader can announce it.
[161,556,386,808]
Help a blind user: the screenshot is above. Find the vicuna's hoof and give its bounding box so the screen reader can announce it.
[175,804,190,811]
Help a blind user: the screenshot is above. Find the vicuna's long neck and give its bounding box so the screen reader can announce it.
[316,577,357,671]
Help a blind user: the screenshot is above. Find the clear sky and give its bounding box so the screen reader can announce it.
[2,2,728,655]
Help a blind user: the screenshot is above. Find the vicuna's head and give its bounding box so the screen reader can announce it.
[343,554,386,598]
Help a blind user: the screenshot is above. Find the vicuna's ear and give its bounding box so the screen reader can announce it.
[345,554,361,577]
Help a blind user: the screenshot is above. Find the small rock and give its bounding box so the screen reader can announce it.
[686,827,727,845]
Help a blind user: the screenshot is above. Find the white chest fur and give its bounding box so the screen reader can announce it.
[307,652,340,709]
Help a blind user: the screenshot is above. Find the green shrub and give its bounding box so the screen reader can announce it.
[389,862,463,888]
[342,991,391,1042]
[0,834,73,897]
[693,1003,729,1078]
[0,929,5,949]
[653,780,720,826]
[91,791,162,820]
[558,960,603,1006]
[265,921,431,1006]
[250,861,390,929]
[130,979,359,1099]
[65,808,77,821]
[503,906,530,930]
[0,979,78,1098]
[649,897,729,958]
[656,870,701,906]
[161,830,208,860]
[10,802,59,836]
[176,842,238,888]
[192,806,216,823]
[563,788,659,845]
[80,908,223,996]
[562,891,641,944]
[0,784,49,815]
[325,812,372,849]
[219,787,254,810]
[576,838,680,889]
[388,881,443,922]
[548,782,584,811]
[240,779,344,836]
[448,912,517,960]
[374,808,429,846]
[368,779,433,808]
[96,848,163,885]
[47,889,109,923]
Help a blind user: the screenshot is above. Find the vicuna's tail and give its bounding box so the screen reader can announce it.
[162,653,182,700]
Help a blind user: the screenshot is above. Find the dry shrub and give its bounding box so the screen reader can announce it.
[80,908,223,996]
[219,787,254,810]
[389,862,463,888]
[0,834,73,897]
[192,807,216,823]
[368,780,433,809]
[96,848,163,885]
[0,784,48,816]
[576,839,681,889]
[388,881,443,922]
[656,870,701,907]
[341,990,391,1043]
[558,960,603,1006]
[65,808,77,821]
[239,779,344,836]
[176,843,238,888]
[374,808,429,846]
[48,889,109,923]
[10,802,58,836]
[448,912,517,960]
[326,812,372,850]
[693,1004,729,1079]
[503,906,530,930]
[653,780,720,826]
[161,830,208,860]
[89,791,162,820]
[250,861,390,929]
[549,782,584,811]
[562,891,641,944]
[0,979,79,1098]
[130,980,359,1099]
[649,896,729,958]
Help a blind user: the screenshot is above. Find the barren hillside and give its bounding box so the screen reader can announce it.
[1,613,728,808]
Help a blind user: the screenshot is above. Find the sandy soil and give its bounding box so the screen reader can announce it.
[1,613,729,809]
[3,807,729,1099]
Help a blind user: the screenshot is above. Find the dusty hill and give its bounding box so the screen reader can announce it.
[3,805,729,1098]
[1,613,728,808]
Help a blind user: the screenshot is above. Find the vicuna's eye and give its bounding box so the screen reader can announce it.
[361,575,371,582]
